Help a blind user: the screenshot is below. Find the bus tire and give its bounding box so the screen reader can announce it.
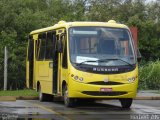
[77,99,95,104]
[63,85,75,107]
[39,85,46,102]
[119,98,132,108]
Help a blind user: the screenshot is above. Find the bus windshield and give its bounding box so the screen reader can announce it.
[69,27,136,66]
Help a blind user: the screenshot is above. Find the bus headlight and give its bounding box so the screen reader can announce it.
[74,76,79,80]
[71,74,84,82]
[79,77,84,81]
[128,77,136,83]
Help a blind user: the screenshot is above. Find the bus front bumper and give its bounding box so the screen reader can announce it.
[69,80,138,99]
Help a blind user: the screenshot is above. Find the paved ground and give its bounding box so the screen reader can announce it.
[1,90,160,101]
[0,99,160,120]
[0,91,160,120]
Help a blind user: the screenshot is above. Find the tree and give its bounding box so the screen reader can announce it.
[0,0,159,90]
[0,0,51,90]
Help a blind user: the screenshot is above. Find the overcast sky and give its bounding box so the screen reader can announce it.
[146,0,157,3]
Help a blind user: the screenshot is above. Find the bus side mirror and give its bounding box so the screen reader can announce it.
[137,49,142,62]
[58,39,63,53]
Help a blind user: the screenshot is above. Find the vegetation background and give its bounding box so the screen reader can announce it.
[0,0,159,90]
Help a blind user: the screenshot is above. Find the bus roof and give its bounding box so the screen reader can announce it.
[30,20,129,35]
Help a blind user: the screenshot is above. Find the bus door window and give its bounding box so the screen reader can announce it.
[46,32,54,60]
[37,33,46,60]
[36,39,40,60]
[52,34,59,94]
[28,35,34,89]
[28,35,34,61]
[55,34,59,60]
[62,34,68,68]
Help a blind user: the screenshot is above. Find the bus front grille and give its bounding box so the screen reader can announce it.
[87,81,124,85]
[82,91,127,96]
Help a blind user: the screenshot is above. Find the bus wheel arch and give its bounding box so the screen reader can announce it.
[37,81,40,92]
[62,81,75,107]
[62,80,67,95]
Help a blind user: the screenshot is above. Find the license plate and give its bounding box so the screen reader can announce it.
[100,88,112,92]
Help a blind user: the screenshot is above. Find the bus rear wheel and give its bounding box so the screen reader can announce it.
[119,98,133,108]
[63,85,75,107]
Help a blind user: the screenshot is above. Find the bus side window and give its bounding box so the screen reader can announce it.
[46,32,54,60]
[35,39,40,60]
[28,35,33,61]
[62,35,67,68]
[38,33,46,60]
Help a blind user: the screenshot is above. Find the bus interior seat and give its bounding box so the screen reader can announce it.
[98,39,116,54]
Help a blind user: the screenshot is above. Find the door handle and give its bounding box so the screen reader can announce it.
[49,62,53,68]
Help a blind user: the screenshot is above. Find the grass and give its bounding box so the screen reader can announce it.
[0,89,38,96]
[139,60,160,90]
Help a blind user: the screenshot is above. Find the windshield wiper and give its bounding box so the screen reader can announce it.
[76,60,97,66]
[75,58,134,67]
[98,58,134,67]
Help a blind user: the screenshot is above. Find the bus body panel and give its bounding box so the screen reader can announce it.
[35,61,53,94]
[68,64,138,98]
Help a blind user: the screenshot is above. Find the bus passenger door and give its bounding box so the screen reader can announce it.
[52,32,58,94]
[53,30,67,95]
[27,35,34,89]
[56,30,68,95]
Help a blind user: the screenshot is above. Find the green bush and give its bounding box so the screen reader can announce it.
[139,60,160,90]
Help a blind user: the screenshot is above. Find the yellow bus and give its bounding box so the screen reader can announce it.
[26,20,139,108]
